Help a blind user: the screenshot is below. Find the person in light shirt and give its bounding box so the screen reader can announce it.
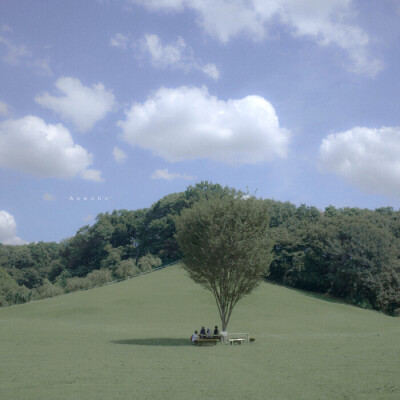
[191,330,198,342]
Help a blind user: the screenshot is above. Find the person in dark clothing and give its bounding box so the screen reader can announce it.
[199,326,206,338]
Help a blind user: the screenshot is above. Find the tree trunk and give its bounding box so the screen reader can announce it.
[221,320,227,331]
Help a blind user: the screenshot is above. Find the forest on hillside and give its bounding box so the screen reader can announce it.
[1,182,400,315]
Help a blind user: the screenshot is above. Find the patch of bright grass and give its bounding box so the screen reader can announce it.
[1,264,399,400]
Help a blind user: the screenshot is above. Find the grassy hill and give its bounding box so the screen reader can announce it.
[1,264,399,400]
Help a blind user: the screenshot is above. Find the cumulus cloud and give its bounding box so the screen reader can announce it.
[151,168,195,180]
[318,126,400,198]
[136,34,220,79]
[131,0,382,76]
[0,115,103,181]
[35,77,116,133]
[113,146,127,163]
[0,210,26,245]
[118,86,290,164]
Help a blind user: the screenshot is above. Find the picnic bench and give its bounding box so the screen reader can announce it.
[194,337,221,346]
[221,332,250,344]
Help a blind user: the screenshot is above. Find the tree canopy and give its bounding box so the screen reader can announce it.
[1,182,400,315]
[175,195,273,330]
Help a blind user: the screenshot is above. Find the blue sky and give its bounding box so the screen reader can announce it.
[0,0,400,244]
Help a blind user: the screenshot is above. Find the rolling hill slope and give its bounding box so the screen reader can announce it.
[1,264,399,400]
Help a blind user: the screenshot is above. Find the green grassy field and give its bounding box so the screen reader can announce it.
[1,264,399,400]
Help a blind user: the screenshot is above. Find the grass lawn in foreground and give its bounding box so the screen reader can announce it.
[1,264,399,400]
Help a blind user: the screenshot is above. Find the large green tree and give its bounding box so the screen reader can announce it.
[175,195,273,331]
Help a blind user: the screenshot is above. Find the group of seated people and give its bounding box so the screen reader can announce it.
[191,325,220,342]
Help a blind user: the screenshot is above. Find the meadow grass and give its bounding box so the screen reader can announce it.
[1,264,399,400]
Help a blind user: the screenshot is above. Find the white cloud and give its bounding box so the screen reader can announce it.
[201,63,220,80]
[118,86,290,164]
[131,0,185,12]
[110,33,130,49]
[280,0,383,77]
[131,0,382,76]
[137,33,220,79]
[35,77,116,133]
[318,126,400,198]
[80,169,104,182]
[0,210,26,245]
[0,100,11,116]
[0,34,30,65]
[113,146,127,163]
[43,192,56,201]
[151,168,195,180]
[139,34,186,67]
[0,115,103,181]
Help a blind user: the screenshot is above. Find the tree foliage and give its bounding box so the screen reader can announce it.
[1,183,400,315]
[269,206,400,314]
[175,195,273,330]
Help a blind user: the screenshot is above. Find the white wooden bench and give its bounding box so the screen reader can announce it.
[222,332,250,344]
[228,338,246,345]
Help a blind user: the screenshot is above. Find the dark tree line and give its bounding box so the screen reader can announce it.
[1,182,400,314]
[268,204,400,314]
[0,182,235,305]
